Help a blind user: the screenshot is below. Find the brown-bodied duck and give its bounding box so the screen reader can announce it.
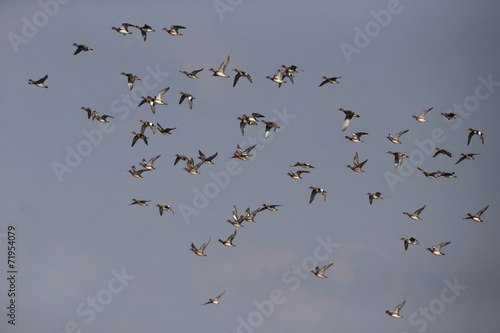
[135,24,155,41]
[386,301,405,318]
[309,186,327,203]
[180,68,203,79]
[140,154,161,170]
[412,107,433,122]
[319,76,341,87]
[463,205,488,222]
[190,238,211,256]
[347,152,367,172]
[179,91,194,109]
[112,23,134,35]
[311,263,333,278]
[339,108,360,132]
[28,75,48,88]
[233,69,252,87]
[403,205,426,220]
[218,230,237,247]
[121,72,141,90]
[401,237,419,251]
[210,55,230,77]
[345,132,368,143]
[467,128,484,145]
[427,242,451,256]
[387,129,409,144]
[455,153,479,165]
[73,43,93,55]
[163,25,185,35]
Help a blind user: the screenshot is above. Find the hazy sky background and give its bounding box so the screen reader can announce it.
[1,1,500,332]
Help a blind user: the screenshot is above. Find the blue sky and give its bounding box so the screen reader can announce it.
[1,1,500,332]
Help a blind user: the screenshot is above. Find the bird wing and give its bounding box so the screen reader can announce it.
[309,189,317,204]
[156,87,169,100]
[415,205,426,215]
[233,73,241,87]
[199,238,211,251]
[436,242,450,250]
[320,262,333,273]
[477,205,489,216]
[394,129,409,139]
[215,290,225,300]
[149,155,161,164]
[420,107,433,117]
[219,55,230,71]
[394,300,406,313]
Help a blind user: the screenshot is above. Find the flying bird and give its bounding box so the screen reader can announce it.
[140,154,161,170]
[346,152,367,172]
[190,238,211,256]
[463,205,489,222]
[311,263,333,278]
[81,107,98,120]
[127,165,149,178]
[163,25,185,35]
[218,230,237,247]
[417,167,440,179]
[129,199,150,206]
[367,192,383,204]
[156,123,176,135]
[94,115,114,123]
[180,68,203,79]
[202,290,225,305]
[28,74,48,88]
[198,151,218,164]
[427,241,451,256]
[179,91,195,109]
[131,131,148,147]
[403,205,426,220]
[290,161,315,169]
[121,72,141,90]
[210,55,230,77]
[345,132,368,143]
[455,153,479,165]
[309,186,327,203]
[441,112,458,120]
[467,128,484,145]
[112,23,134,35]
[401,237,419,251]
[386,129,409,144]
[233,69,252,87]
[135,24,155,41]
[73,43,93,55]
[338,108,360,132]
[319,76,341,87]
[433,147,452,158]
[387,151,408,168]
[156,204,174,216]
[412,107,433,122]
[386,301,405,318]
[287,170,309,180]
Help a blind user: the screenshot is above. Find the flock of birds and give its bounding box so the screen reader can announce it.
[27,20,490,320]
